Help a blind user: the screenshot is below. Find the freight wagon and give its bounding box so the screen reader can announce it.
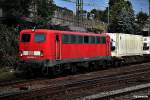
[106,33,143,65]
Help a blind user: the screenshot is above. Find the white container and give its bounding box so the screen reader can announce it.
[106,33,143,57]
[143,37,150,54]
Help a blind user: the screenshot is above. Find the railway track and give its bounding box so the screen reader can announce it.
[81,83,150,100]
[1,62,150,100]
[0,78,44,87]
[1,62,150,87]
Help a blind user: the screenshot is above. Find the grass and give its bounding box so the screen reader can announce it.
[0,67,17,81]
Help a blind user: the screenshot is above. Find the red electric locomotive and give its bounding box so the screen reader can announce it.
[18,29,111,76]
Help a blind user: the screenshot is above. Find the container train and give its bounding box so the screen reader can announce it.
[18,29,150,76]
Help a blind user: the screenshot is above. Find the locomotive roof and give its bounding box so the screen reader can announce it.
[20,29,109,37]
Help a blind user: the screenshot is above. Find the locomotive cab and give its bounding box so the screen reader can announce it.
[19,30,49,60]
[18,29,56,76]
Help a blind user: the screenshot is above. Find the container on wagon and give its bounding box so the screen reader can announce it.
[106,33,143,57]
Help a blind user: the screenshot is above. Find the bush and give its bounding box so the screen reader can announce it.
[0,67,16,81]
[0,24,19,68]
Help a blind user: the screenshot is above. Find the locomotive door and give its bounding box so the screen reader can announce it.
[55,34,61,60]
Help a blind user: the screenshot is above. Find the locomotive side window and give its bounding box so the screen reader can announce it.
[22,33,31,42]
[70,35,77,44]
[62,34,103,44]
[84,36,89,44]
[77,35,83,44]
[62,34,69,43]
[100,36,106,44]
[90,36,95,44]
[34,33,45,42]
[96,36,100,44]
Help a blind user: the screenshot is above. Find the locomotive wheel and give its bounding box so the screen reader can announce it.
[26,67,35,78]
[88,62,95,72]
[93,62,99,70]
[51,65,62,76]
[42,67,49,76]
[15,65,34,78]
[71,66,77,74]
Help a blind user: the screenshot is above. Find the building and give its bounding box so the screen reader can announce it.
[51,6,107,31]
[51,6,74,26]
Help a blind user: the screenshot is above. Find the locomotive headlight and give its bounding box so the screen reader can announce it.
[34,51,41,56]
[23,51,28,56]
[34,51,44,56]
[19,50,23,56]
[20,50,43,56]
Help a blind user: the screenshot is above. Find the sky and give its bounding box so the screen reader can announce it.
[54,0,149,14]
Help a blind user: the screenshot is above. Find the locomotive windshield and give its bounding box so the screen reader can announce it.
[21,33,31,42]
[34,33,46,42]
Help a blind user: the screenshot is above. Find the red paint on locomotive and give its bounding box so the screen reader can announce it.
[19,29,111,66]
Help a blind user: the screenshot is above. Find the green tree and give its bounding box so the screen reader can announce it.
[35,0,56,27]
[1,0,31,17]
[136,11,149,33]
[36,0,55,18]
[101,7,109,23]
[0,24,18,67]
[108,0,135,34]
[1,0,32,26]
[90,9,106,21]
